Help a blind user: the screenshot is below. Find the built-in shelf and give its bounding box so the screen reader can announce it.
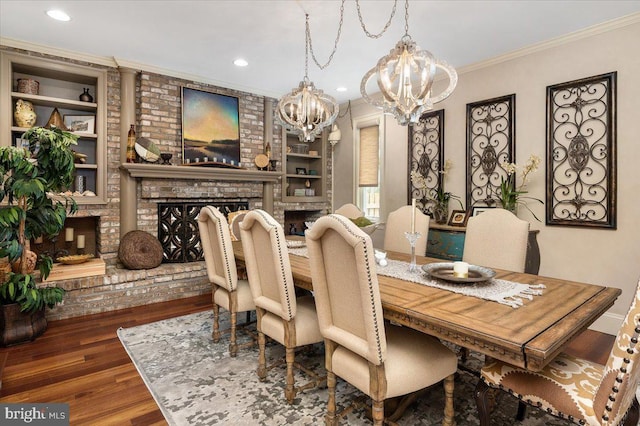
[10,91,97,111]
[121,163,281,182]
[42,258,106,282]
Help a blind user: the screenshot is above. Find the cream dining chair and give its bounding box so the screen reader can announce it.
[334,203,364,219]
[463,208,529,272]
[384,205,429,255]
[197,206,255,357]
[306,214,458,425]
[239,209,324,403]
[476,276,640,426]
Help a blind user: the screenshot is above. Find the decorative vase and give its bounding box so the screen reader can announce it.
[11,249,37,274]
[17,78,39,95]
[13,99,37,127]
[79,88,93,102]
[433,202,449,225]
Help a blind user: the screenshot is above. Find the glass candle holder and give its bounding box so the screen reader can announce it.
[404,231,421,272]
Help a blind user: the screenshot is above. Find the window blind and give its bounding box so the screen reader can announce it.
[358,125,379,187]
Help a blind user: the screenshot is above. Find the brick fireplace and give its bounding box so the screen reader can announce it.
[2,46,331,321]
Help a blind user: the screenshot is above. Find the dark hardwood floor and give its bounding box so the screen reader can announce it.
[0,293,615,425]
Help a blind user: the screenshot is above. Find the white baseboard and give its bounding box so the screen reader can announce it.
[588,311,623,336]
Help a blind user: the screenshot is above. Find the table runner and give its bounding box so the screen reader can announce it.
[287,247,545,308]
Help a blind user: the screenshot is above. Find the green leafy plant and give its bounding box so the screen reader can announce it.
[0,126,78,312]
[498,154,544,221]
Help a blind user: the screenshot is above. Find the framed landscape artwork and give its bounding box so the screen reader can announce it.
[181,87,241,167]
[64,114,95,134]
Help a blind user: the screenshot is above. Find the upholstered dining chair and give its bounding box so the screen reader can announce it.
[384,205,430,255]
[463,208,529,272]
[334,202,364,219]
[197,206,256,357]
[239,209,324,403]
[306,214,458,426]
[476,277,640,426]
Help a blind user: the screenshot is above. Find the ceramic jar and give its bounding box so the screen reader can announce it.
[79,88,93,102]
[14,99,37,127]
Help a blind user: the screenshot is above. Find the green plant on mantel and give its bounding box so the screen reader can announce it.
[0,126,78,312]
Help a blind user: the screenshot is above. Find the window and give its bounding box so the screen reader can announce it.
[355,116,383,221]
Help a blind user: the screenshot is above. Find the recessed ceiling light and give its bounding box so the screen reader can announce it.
[233,58,248,67]
[336,87,347,92]
[46,9,71,21]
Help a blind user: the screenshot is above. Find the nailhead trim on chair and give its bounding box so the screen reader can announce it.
[601,315,639,423]
[328,214,384,364]
[483,375,578,423]
[254,209,293,319]
[206,206,236,292]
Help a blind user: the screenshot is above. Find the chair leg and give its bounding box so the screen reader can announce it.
[371,398,384,426]
[257,331,267,381]
[229,310,238,357]
[285,346,296,403]
[212,303,221,342]
[474,379,492,426]
[325,371,338,426]
[516,400,527,421]
[442,374,455,426]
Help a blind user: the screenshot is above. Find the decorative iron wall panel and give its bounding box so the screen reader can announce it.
[158,201,249,263]
[546,72,616,228]
[466,94,516,209]
[408,110,444,215]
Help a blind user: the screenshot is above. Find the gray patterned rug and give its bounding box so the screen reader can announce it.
[117,310,579,425]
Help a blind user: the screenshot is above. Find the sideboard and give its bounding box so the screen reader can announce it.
[426,223,541,274]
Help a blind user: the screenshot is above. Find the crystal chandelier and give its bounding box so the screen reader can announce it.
[277,14,338,142]
[360,0,457,125]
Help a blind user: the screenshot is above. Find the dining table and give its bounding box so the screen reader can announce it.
[232,239,621,372]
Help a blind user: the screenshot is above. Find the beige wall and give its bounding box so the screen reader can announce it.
[333,18,640,333]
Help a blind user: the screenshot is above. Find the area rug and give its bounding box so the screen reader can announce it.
[118,311,582,425]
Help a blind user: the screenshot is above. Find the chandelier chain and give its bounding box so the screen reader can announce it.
[404,0,409,36]
[306,0,346,71]
[355,0,398,39]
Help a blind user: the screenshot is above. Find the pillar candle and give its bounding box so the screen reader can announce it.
[65,227,74,242]
[77,235,85,249]
[453,261,469,278]
[411,198,416,233]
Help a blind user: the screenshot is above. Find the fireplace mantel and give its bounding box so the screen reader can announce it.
[120,163,281,182]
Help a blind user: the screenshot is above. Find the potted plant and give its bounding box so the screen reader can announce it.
[496,154,544,220]
[411,159,463,224]
[0,126,78,346]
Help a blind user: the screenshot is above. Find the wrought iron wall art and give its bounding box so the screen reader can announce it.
[158,201,249,263]
[465,94,516,209]
[407,110,444,215]
[546,72,616,228]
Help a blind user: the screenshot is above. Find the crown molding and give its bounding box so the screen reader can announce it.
[113,58,281,100]
[456,12,640,75]
[0,37,117,67]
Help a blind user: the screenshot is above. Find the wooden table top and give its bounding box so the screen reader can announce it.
[232,240,620,371]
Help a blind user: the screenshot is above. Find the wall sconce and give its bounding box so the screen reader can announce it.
[328,124,341,147]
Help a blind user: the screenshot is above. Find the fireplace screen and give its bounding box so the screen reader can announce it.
[158,201,249,263]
